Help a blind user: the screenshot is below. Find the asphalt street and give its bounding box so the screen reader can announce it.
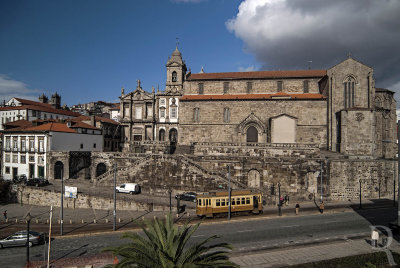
[0,205,396,267]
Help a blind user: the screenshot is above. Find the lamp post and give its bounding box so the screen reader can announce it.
[359,179,364,209]
[394,178,396,207]
[278,182,282,216]
[227,165,231,220]
[168,189,172,212]
[320,161,323,202]
[60,168,63,236]
[26,212,32,268]
[113,163,117,231]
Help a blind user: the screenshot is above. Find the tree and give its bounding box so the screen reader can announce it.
[104,213,238,268]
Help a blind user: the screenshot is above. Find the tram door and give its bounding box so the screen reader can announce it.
[253,196,259,209]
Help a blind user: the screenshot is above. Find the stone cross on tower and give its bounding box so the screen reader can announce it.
[347,52,352,58]
[137,79,141,89]
[176,37,179,48]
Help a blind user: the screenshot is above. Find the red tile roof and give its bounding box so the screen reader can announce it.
[22,123,76,133]
[14,98,53,108]
[0,104,80,117]
[186,70,327,80]
[3,120,32,128]
[69,121,100,130]
[180,93,326,101]
[71,115,119,125]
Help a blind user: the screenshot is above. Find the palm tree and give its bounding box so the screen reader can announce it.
[103,213,239,268]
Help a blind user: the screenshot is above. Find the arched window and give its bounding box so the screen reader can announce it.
[96,163,107,177]
[172,71,177,82]
[223,108,230,123]
[159,129,165,141]
[344,76,355,108]
[169,128,178,142]
[246,126,258,142]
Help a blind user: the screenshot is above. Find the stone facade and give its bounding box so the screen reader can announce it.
[45,48,397,203]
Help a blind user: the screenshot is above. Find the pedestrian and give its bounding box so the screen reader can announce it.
[286,195,290,206]
[284,195,288,206]
[319,201,324,214]
[371,229,379,247]
[3,210,7,220]
[279,195,284,206]
[295,203,300,215]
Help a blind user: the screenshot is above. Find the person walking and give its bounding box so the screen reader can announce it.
[3,210,7,221]
[371,229,379,247]
[319,201,324,214]
[286,195,290,206]
[279,195,284,207]
[295,203,300,215]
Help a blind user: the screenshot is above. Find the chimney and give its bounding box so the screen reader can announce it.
[91,115,96,127]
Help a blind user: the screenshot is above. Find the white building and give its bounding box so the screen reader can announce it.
[2,122,102,180]
[0,97,80,131]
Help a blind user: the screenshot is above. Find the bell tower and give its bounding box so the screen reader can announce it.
[166,45,186,93]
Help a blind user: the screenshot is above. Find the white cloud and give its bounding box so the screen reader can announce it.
[238,65,256,72]
[226,0,400,94]
[0,75,42,103]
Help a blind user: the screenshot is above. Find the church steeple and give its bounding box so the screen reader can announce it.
[166,45,187,93]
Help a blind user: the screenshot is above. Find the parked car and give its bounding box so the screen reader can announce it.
[12,174,27,184]
[175,192,196,202]
[116,183,141,194]
[25,177,49,187]
[0,230,45,248]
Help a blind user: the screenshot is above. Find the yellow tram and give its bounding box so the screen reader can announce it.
[196,189,263,218]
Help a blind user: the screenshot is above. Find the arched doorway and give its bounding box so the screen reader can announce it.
[248,169,260,188]
[96,163,107,177]
[246,126,258,142]
[169,128,178,154]
[54,161,64,180]
[169,128,178,142]
[159,129,166,141]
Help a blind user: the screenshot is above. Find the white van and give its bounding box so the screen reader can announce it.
[116,183,141,194]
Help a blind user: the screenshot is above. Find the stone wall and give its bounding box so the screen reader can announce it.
[14,185,170,211]
[184,77,322,95]
[179,99,327,146]
[329,159,397,200]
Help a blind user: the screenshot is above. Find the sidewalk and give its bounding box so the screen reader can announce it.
[230,238,400,267]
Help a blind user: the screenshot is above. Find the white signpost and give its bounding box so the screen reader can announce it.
[64,186,77,198]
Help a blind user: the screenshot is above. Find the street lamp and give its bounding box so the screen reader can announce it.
[278,182,282,216]
[26,212,32,268]
[359,179,365,209]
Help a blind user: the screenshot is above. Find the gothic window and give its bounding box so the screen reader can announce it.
[277,81,283,92]
[223,82,229,94]
[172,71,177,82]
[247,82,252,93]
[246,126,258,142]
[303,80,309,93]
[193,108,200,122]
[198,83,204,95]
[344,76,355,108]
[223,108,230,123]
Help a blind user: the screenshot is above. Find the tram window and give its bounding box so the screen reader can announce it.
[199,199,203,206]
[221,199,226,206]
[216,199,220,206]
[241,197,245,204]
[208,199,211,206]
[232,198,236,205]
[246,197,250,204]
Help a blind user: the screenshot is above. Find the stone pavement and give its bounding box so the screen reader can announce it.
[230,238,400,267]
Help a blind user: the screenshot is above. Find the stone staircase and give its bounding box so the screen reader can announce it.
[179,154,248,189]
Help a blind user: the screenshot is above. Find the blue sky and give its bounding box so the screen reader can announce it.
[1,0,400,106]
[0,0,253,105]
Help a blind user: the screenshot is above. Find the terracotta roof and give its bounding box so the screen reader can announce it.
[3,120,32,128]
[21,123,76,133]
[186,70,327,80]
[69,121,100,130]
[71,115,119,125]
[0,104,80,117]
[180,93,326,101]
[14,98,53,108]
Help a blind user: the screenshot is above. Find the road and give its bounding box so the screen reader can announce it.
[0,206,396,267]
